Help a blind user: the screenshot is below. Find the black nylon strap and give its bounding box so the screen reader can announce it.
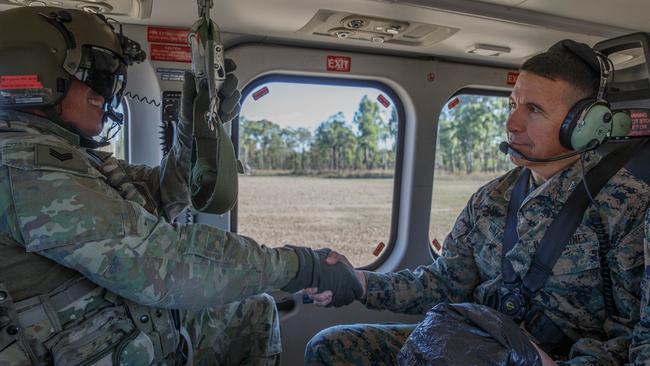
[522,140,646,294]
[502,169,531,284]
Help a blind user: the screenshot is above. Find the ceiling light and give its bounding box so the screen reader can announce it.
[609,53,634,64]
[466,44,511,57]
[385,26,401,35]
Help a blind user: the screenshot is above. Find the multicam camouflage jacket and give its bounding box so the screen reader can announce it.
[362,151,650,365]
[0,110,298,364]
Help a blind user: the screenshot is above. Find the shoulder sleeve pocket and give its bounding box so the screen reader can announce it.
[4,142,128,252]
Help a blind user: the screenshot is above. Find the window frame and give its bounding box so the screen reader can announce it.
[231,74,406,270]
[429,87,511,258]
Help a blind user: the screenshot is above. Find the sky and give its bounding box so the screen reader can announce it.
[240,82,396,132]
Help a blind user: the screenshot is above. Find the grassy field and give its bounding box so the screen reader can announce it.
[236,174,498,266]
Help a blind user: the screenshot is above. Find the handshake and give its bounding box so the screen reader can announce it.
[282,246,367,307]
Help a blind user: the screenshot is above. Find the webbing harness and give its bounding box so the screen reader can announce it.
[189,90,241,214]
[187,0,242,215]
[493,140,646,355]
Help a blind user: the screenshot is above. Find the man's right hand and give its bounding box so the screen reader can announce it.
[281,246,364,307]
[304,251,367,307]
[179,59,241,148]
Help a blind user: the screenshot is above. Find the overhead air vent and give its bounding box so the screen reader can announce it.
[298,9,459,47]
[0,0,152,19]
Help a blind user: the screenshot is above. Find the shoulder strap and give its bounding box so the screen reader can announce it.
[502,169,531,284]
[521,140,647,295]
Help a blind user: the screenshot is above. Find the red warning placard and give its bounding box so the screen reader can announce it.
[630,111,650,136]
[431,238,442,252]
[253,86,270,101]
[377,94,391,108]
[507,72,519,86]
[0,75,44,90]
[150,44,192,63]
[327,55,352,72]
[373,242,386,257]
[147,26,190,45]
[447,97,460,110]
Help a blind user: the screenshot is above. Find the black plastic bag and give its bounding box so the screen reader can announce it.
[397,303,542,366]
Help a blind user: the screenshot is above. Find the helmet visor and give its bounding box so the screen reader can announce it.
[74,46,127,109]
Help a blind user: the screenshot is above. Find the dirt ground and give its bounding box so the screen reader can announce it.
[237,175,495,267]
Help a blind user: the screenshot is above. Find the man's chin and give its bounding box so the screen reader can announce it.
[510,155,543,168]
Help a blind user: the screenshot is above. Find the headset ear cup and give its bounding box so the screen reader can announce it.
[559,98,594,150]
[571,102,612,150]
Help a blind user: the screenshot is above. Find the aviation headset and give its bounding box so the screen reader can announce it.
[554,40,632,150]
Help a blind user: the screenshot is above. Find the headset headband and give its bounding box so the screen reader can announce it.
[550,39,612,101]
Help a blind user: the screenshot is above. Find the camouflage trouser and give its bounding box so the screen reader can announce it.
[184,293,281,366]
[304,323,416,366]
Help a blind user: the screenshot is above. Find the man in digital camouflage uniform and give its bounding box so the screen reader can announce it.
[0,6,362,365]
[304,41,650,364]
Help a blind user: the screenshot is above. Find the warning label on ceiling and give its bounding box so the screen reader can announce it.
[147,27,190,45]
[150,44,192,63]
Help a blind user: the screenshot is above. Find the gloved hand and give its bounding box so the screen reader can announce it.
[282,246,364,307]
[179,58,241,147]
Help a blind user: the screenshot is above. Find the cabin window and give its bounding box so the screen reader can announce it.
[97,99,128,160]
[235,77,402,268]
[430,93,513,254]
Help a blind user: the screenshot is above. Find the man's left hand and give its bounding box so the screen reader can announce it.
[304,251,367,307]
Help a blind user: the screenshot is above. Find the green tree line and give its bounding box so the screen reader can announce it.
[240,94,512,174]
[240,95,397,172]
[436,95,512,174]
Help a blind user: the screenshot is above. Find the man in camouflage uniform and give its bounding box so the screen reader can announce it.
[304,42,650,364]
[0,6,362,365]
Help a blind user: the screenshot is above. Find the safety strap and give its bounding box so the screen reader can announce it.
[503,139,647,303]
[500,141,646,355]
[502,169,531,284]
[189,83,241,214]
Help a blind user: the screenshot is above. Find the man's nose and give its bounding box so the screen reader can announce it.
[506,107,525,133]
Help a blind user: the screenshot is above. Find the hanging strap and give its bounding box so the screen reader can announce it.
[189,86,241,214]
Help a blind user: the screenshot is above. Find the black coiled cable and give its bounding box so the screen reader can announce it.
[590,211,618,318]
[124,91,161,107]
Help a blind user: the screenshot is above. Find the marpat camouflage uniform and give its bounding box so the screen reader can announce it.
[306,151,650,365]
[0,110,298,365]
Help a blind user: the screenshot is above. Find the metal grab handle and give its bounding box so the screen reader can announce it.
[188,0,225,130]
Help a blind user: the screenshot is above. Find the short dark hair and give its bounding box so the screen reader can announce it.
[521,45,600,99]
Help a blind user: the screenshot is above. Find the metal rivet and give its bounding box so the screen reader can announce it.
[0,291,7,301]
[140,315,150,323]
[7,325,19,336]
